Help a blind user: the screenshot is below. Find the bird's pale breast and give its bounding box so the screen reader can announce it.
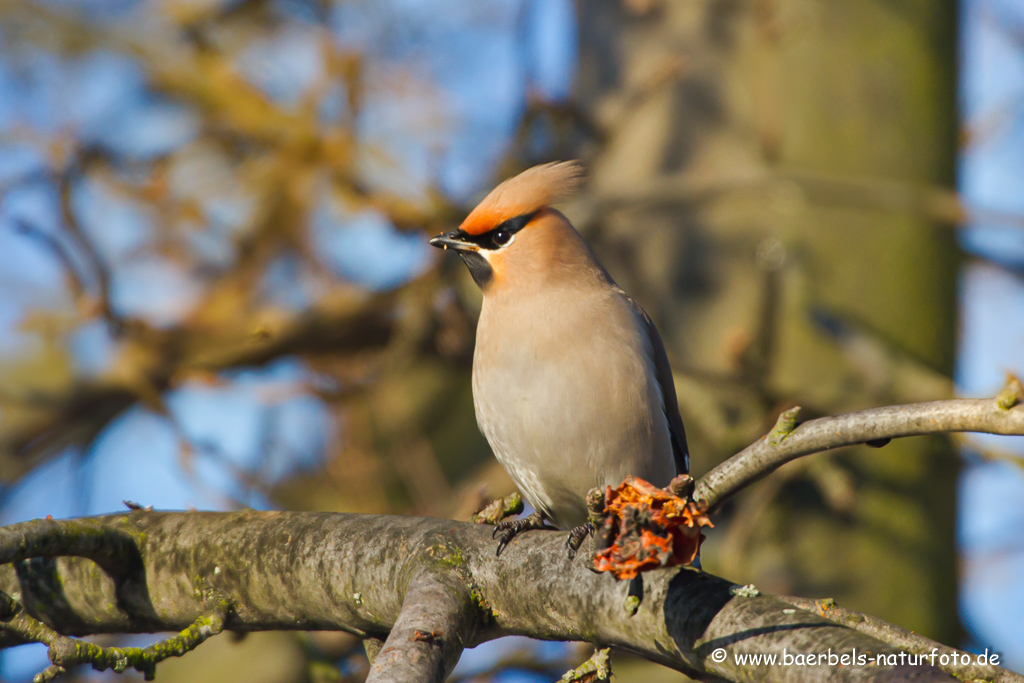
[472,286,677,529]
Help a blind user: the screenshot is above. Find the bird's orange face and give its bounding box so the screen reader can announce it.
[428,161,584,291]
[428,211,538,289]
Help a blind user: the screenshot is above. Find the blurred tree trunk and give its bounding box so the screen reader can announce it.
[574,0,959,643]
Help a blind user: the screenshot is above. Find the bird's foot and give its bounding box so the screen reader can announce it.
[493,511,549,556]
[565,523,594,560]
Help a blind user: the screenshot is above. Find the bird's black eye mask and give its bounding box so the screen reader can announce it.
[430,211,536,289]
[452,211,537,251]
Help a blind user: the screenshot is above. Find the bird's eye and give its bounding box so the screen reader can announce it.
[492,229,512,247]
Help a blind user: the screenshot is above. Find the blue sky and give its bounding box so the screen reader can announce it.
[956,0,1024,666]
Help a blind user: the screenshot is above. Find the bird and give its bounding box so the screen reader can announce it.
[429,161,689,557]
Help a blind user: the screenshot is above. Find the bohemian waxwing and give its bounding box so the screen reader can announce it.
[429,161,689,557]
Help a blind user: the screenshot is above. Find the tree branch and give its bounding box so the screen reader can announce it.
[0,588,227,682]
[779,596,1018,683]
[0,510,974,683]
[366,571,475,683]
[1,395,1022,682]
[695,397,1024,513]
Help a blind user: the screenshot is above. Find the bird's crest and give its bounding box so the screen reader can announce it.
[460,161,584,236]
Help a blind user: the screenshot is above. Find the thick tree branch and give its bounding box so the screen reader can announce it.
[0,511,970,683]
[695,397,1024,512]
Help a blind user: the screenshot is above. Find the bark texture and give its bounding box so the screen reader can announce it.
[0,512,962,683]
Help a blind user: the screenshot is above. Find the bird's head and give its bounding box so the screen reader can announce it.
[429,161,588,292]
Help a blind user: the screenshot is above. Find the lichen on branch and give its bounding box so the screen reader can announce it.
[0,586,228,682]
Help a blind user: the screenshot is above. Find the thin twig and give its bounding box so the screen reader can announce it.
[778,596,1023,683]
[57,166,121,332]
[696,392,1024,513]
[0,588,227,682]
[11,218,88,301]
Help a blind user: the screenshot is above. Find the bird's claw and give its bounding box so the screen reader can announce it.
[494,530,515,556]
[565,523,594,560]
[492,512,548,556]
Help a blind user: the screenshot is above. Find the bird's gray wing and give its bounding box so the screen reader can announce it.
[621,293,690,475]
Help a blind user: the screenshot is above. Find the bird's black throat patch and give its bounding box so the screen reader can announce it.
[459,251,493,289]
[432,210,537,290]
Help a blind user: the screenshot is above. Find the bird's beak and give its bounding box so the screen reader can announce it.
[429,230,478,252]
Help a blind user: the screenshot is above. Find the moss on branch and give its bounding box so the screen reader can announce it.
[0,586,228,682]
